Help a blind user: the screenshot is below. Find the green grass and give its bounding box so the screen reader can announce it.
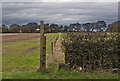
[2,71,50,79]
[2,33,58,72]
[2,63,118,79]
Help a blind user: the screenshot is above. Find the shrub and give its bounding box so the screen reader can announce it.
[62,32,119,73]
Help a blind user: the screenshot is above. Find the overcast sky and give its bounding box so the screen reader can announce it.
[2,2,118,26]
[2,0,119,2]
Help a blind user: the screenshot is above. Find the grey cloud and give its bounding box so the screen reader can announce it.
[2,0,119,2]
[2,2,118,26]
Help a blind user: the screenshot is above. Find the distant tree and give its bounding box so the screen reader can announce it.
[44,24,50,33]
[9,24,20,33]
[60,25,64,32]
[95,21,106,32]
[20,22,39,33]
[64,26,68,32]
[82,23,92,32]
[20,25,31,33]
[60,25,63,28]
[69,22,81,32]
[55,27,61,33]
[54,24,59,28]
[106,21,120,32]
[26,22,38,28]
[0,26,2,33]
[27,22,38,33]
[50,24,55,33]
[31,26,40,33]
[91,23,96,32]
[2,25,8,33]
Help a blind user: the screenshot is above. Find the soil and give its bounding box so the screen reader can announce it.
[2,33,40,43]
[23,46,40,54]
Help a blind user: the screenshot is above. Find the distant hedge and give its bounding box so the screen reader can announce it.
[62,32,119,73]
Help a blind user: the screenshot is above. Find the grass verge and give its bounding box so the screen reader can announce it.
[2,63,118,79]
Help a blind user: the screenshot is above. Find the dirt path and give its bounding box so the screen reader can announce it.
[46,33,65,67]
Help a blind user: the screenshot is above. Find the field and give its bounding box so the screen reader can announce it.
[1,33,119,79]
[2,33,58,72]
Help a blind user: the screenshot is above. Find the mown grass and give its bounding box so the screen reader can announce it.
[2,33,58,72]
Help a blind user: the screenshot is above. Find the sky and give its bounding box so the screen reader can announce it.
[2,1,118,27]
[2,0,120,2]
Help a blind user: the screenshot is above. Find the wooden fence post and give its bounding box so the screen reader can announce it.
[51,42,53,55]
[40,21,46,71]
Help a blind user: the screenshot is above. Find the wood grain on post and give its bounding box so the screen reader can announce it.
[40,21,46,71]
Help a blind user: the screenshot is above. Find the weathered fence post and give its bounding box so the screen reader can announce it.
[51,42,53,55]
[40,21,46,71]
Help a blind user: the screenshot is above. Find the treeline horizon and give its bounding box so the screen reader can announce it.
[1,20,119,33]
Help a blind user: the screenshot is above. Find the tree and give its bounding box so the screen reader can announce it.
[27,22,38,33]
[82,23,92,32]
[2,25,8,33]
[0,26,2,33]
[69,22,81,32]
[95,21,106,32]
[9,24,20,33]
[26,22,38,28]
[64,26,68,32]
[31,26,39,33]
[20,25,31,33]
[91,23,95,32]
[106,21,120,32]
[44,24,50,33]
[20,22,39,33]
[50,24,55,33]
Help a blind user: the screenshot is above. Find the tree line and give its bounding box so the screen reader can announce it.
[1,22,62,33]
[0,21,119,33]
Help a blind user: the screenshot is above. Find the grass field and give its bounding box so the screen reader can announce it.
[2,33,58,72]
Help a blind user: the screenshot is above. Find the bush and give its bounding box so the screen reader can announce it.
[62,32,119,73]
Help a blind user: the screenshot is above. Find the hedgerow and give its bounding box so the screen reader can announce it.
[62,32,119,73]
